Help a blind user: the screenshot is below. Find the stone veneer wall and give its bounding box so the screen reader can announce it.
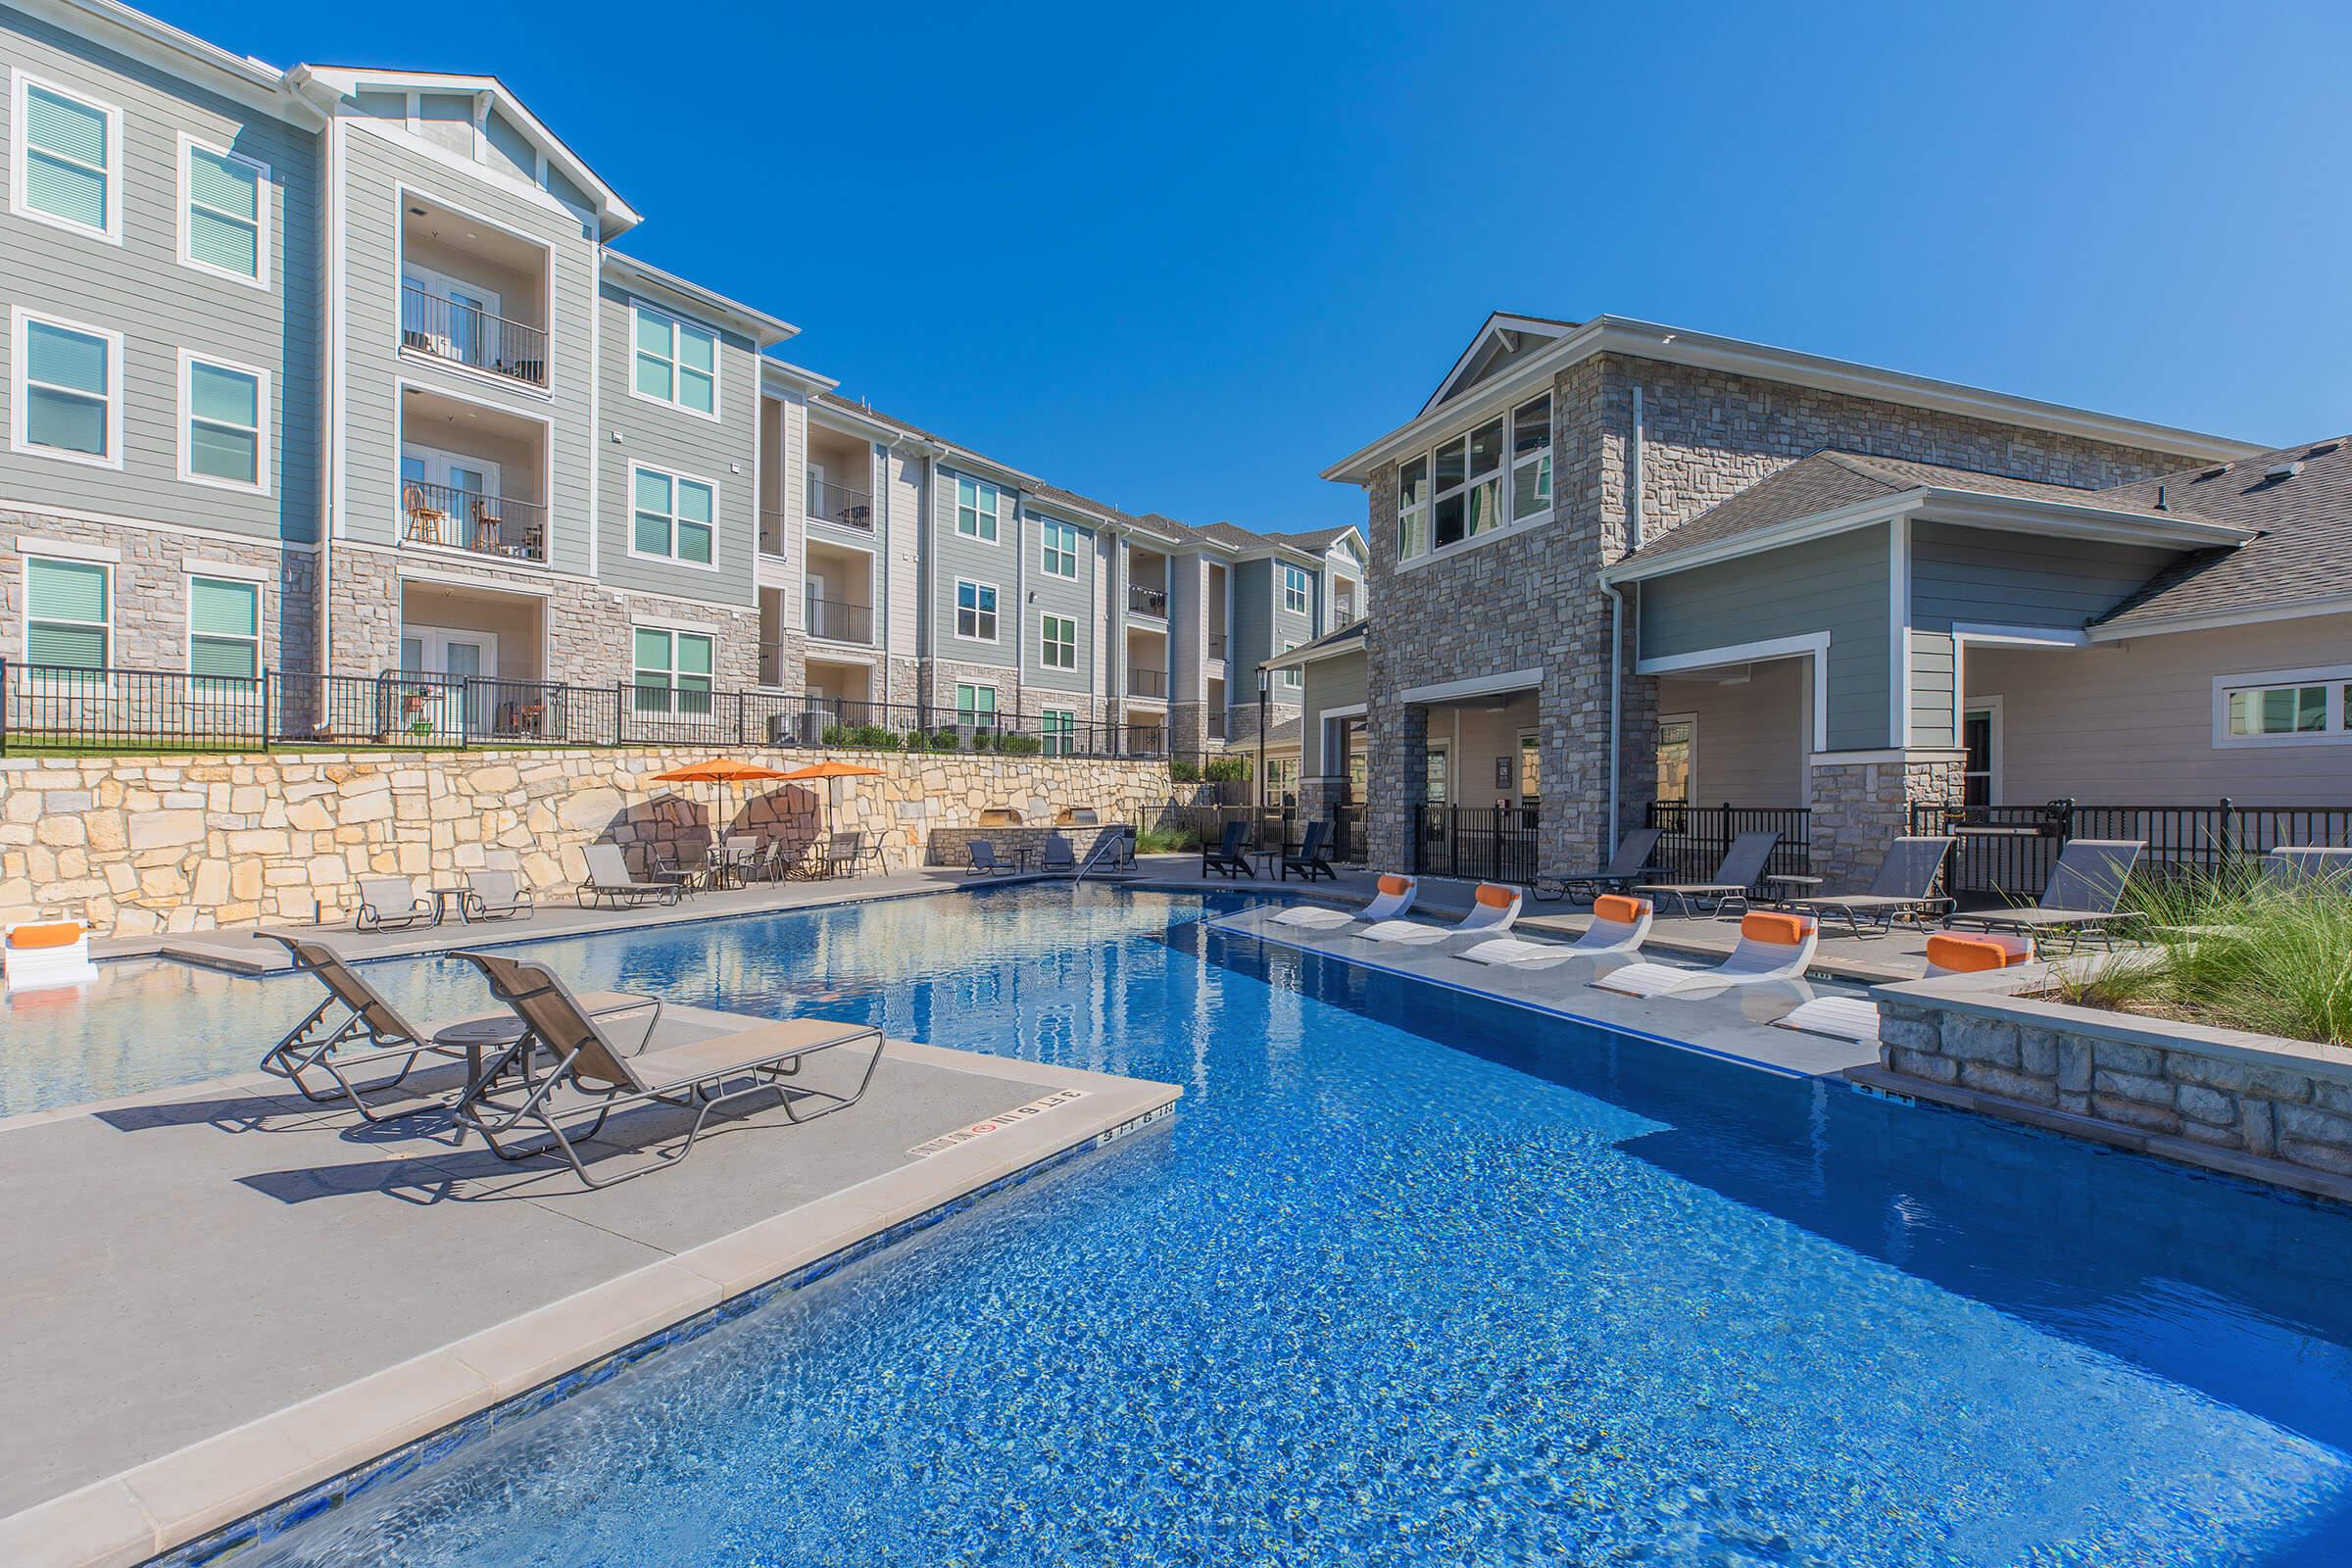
[0,514,317,672]
[1806,752,1963,888]
[0,747,1184,936]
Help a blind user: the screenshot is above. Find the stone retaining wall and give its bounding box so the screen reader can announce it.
[0,747,1188,936]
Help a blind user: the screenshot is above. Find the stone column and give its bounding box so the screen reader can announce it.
[1806,750,1965,891]
[1366,700,1427,870]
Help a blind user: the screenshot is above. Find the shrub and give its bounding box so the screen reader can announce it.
[931,728,963,751]
[823,723,900,751]
[1136,825,1200,854]
[995,733,1042,756]
[1202,757,1250,783]
[1168,759,1201,783]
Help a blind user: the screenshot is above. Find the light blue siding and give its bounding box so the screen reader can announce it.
[1022,506,1094,695]
[928,465,1014,669]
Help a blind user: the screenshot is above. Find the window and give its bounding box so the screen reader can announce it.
[955,579,998,642]
[1399,400,1543,562]
[1280,564,1311,615]
[631,467,717,566]
[1266,755,1298,805]
[1424,745,1448,805]
[1039,613,1076,669]
[1517,731,1542,807]
[1511,394,1552,521]
[955,683,997,726]
[631,305,717,416]
[13,75,120,240]
[24,556,109,673]
[1277,640,1301,692]
[181,354,269,491]
[1041,518,1080,577]
[12,311,121,467]
[632,627,713,714]
[956,475,1001,540]
[1041,708,1076,758]
[1396,455,1430,562]
[2213,667,2352,747]
[1656,715,1694,804]
[181,137,268,285]
[187,575,261,683]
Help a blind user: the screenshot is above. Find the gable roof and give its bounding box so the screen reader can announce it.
[2092,438,2352,631]
[1270,524,1359,554]
[1422,312,1579,414]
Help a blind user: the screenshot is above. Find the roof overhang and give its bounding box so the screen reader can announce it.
[2088,592,2352,642]
[1599,488,2256,586]
[1326,315,2265,484]
[1259,624,1367,673]
[26,0,318,124]
[602,253,796,347]
[760,359,841,397]
[1419,312,1577,415]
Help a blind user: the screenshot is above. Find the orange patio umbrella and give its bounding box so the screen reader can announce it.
[775,759,889,846]
[647,758,800,842]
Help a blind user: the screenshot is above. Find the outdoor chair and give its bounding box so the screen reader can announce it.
[1282,820,1337,882]
[1775,931,2034,1044]
[580,844,683,909]
[1085,825,1138,870]
[1201,819,1253,878]
[1592,910,1819,998]
[1460,895,1653,967]
[451,949,887,1188]
[647,847,706,896]
[1040,833,1078,873]
[354,876,435,933]
[717,834,760,889]
[823,831,881,878]
[1637,831,1783,920]
[1943,838,2144,951]
[2267,846,2352,890]
[1359,882,1521,946]
[1790,835,1955,938]
[1272,873,1415,931]
[1532,827,1665,904]
[461,869,535,923]
[967,840,1014,876]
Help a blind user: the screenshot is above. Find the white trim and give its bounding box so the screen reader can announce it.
[1889,514,1910,747]
[1656,710,1697,802]
[622,462,723,572]
[13,534,119,563]
[1395,506,1554,574]
[623,300,722,422]
[1037,611,1077,671]
[1038,515,1082,579]
[2210,662,2352,750]
[176,348,273,496]
[1321,701,1368,720]
[10,307,123,470]
[9,70,122,245]
[183,571,264,681]
[1279,562,1312,615]
[1400,666,1545,705]
[1960,695,2003,807]
[19,550,114,669]
[953,473,1004,543]
[952,576,1001,645]
[628,611,720,636]
[1807,748,1969,765]
[396,560,553,597]
[1638,633,1833,754]
[182,556,270,584]
[1948,624,2081,754]
[2089,595,2352,641]
[175,132,270,290]
[1420,313,1574,415]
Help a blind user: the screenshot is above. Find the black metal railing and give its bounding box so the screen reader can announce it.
[1644,801,1813,882]
[401,481,548,563]
[400,286,548,387]
[1414,805,1541,883]
[1208,631,1227,661]
[805,476,874,530]
[1127,665,1168,699]
[1912,798,2352,901]
[805,596,874,645]
[1128,584,1168,615]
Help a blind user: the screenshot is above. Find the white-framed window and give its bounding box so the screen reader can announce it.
[11,309,122,468]
[1039,613,1076,669]
[11,74,122,242]
[187,574,262,683]
[1396,455,1429,562]
[955,579,998,642]
[630,466,718,567]
[632,626,714,714]
[23,555,111,673]
[630,303,718,418]
[1040,517,1080,577]
[1656,712,1695,804]
[179,352,270,493]
[179,135,270,287]
[1280,564,1311,615]
[1277,639,1301,692]
[1396,397,1550,563]
[2213,665,2352,747]
[1511,394,1553,522]
[956,475,1000,540]
[955,683,998,726]
[1040,708,1076,757]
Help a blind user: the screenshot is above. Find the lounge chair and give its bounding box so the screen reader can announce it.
[2267,846,2352,890]
[823,831,882,878]
[579,844,683,909]
[1359,882,1522,946]
[255,931,646,1120]
[1944,838,2143,950]
[1531,827,1665,904]
[1775,931,2034,1044]
[451,949,887,1187]
[1637,830,1782,920]
[3,919,96,994]
[1089,825,1138,870]
[1282,820,1337,882]
[966,840,1014,876]
[1459,895,1652,966]
[1591,910,1819,997]
[1201,819,1253,878]
[461,869,534,923]
[1040,833,1077,873]
[354,875,435,933]
[1271,873,1415,931]
[1790,836,1955,938]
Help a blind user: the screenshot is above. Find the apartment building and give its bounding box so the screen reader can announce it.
[0,0,1362,759]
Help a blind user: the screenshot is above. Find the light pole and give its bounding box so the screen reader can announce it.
[1255,664,1270,833]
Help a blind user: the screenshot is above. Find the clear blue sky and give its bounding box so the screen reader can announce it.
[166,0,2352,531]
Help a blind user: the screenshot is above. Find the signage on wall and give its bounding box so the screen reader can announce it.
[1494,758,1513,790]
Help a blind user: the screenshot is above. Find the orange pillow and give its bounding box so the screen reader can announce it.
[1475,884,1516,909]
[1739,911,1810,946]
[1593,895,1648,925]
[1927,933,2030,973]
[7,921,84,950]
[1377,874,1412,897]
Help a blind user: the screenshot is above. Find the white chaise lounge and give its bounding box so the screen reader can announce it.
[1358,883,1521,946]
[1271,873,1416,931]
[1773,931,2036,1044]
[2,919,96,994]
[1590,911,1818,998]
[1459,895,1652,967]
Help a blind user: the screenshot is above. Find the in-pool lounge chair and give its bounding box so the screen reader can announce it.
[1943,838,2143,950]
[1202,820,1253,878]
[1459,895,1653,967]
[461,869,534,923]
[1532,828,1666,905]
[579,845,683,909]
[354,876,436,933]
[1359,882,1521,946]
[1271,873,1416,931]
[1790,836,1955,938]
[966,840,1014,876]
[1637,831,1782,920]
[255,931,647,1119]
[1282,820,1337,882]
[452,950,887,1187]
[1591,911,1819,998]
[1774,931,2034,1044]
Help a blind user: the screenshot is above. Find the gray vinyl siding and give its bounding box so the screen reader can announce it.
[594,276,758,604]
[1271,560,1315,661]
[1909,630,1958,747]
[1300,645,1367,775]
[1230,559,1272,672]
[0,5,320,543]
[929,464,1013,669]
[1022,506,1094,695]
[1639,524,1892,752]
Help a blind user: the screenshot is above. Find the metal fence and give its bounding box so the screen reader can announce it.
[1643,801,1813,882]
[1160,802,1368,864]
[1414,805,1540,883]
[400,285,548,387]
[1913,799,2352,900]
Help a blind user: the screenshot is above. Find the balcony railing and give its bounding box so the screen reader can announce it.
[1127,665,1168,700]
[401,482,548,563]
[806,596,874,645]
[400,286,549,388]
[1208,631,1228,661]
[805,476,874,531]
[1128,584,1168,616]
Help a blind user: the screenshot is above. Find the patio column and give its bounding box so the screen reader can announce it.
[1366,700,1428,871]
[1806,749,1966,891]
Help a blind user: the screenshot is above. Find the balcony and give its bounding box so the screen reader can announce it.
[1128,664,1168,700]
[401,480,548,563]
[1128,584,1168,616]
[401,286,548,388]
[398,385,551,565]
[806,475,873,532]
[399,195,552,391]
[806,595,873,645]
[1208,631,1228,661]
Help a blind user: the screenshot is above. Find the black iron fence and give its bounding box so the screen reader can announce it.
[1644,801,1813,882]
[1913,799,2352,900]
[1414,805,1540,883]
[1161,802,1368,865]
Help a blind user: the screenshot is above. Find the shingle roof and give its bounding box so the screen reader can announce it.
[1269,525,1355,551]
[2092,437,2352,626]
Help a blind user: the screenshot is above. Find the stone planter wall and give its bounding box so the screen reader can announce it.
[0,747,1194,937]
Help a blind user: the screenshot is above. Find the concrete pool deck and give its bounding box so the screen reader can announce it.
[0,1014,1177,1568]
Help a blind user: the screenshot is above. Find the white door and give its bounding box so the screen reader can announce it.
[399,626,497,737]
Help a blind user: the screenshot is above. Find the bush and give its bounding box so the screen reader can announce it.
[823,723,900,751]
[1168,759,1201,783]
[1136,825,1200,854]
[995,733,1042,756]
[931,728,964,751]
[1202,757,1250,783]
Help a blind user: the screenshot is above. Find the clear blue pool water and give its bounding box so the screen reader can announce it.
[39,887,2352,1563]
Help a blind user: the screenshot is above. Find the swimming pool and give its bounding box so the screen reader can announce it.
[62,888,2352,1561]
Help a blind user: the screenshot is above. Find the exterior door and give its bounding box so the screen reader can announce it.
[1963,705,1999,808]
[398,626,496,738]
